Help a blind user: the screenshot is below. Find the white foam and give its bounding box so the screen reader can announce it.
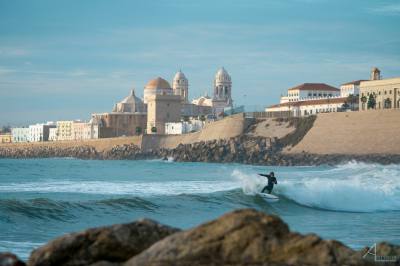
[0,180,237,196]
[232,162,400,212]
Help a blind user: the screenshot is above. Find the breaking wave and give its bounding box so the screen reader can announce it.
[232,161,400,212]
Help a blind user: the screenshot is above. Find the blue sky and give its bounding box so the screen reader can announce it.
[0,0,399,125]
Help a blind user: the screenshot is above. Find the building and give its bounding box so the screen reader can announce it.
[359,67,400,111]
[92,89,147,138]
[57,121,75,141]
[72,121,86,140]
[172,70,189,103]
[11,127,29,143]
[192,94,213,107]
[0,134,12,143]
[279,83,340,103]
[212,67,233,115]
[181,103,213,118]
[83,118,100,140]
[28,122,56,142]
[340,80,366,97]
[165,120,205,135]
[113,89,145,113]
[147,94,182,134]
[266,97,348,117]
[144,77,174,104]
[48,127,57,141]
[145,78,182,136]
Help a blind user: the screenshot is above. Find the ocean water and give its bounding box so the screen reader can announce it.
[0,159,399,259]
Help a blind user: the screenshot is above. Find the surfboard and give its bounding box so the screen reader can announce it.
[257,192,279,202]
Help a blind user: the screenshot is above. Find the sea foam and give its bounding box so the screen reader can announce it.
[232,162,400,212]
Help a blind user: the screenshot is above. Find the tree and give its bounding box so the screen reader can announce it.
[151,127,157,133]
[360,95,368,110]
[135,127,142,135]
[384,98,392,109]
[367,94,376,109]
[347,94,357,110]
[199,115,206,122]
[1,125,11,133]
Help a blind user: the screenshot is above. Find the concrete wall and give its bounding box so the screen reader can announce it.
[142,113,250,151]
[287,109,400,154]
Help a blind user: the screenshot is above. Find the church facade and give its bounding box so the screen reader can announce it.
[359,67,400,111]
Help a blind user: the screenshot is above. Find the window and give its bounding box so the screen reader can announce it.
[308,93,312,97]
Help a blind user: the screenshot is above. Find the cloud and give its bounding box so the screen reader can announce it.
[0,47,30,57]
[367,3,400,15]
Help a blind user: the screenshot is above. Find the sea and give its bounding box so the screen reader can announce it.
[0,158,399,259]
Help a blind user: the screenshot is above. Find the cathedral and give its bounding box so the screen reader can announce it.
[211,67,233,114]
[180,67,233,116]
[92,67,234,136]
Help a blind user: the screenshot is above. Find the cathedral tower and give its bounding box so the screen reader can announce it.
[172,70,189,103]
[212,67,233,114]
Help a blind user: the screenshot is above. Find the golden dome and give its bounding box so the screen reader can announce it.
[145,77,172,90]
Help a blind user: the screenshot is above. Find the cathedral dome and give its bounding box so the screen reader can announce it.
[174,70,187,81]
[145,77,172,91]
[112,89,145,113]
[215,67,231,82]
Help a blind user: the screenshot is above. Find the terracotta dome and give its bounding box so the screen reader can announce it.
[145,77,172,90]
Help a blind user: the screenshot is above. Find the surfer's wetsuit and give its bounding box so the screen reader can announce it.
[259,174,277,194]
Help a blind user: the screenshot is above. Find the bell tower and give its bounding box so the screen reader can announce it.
[370,67,381,81]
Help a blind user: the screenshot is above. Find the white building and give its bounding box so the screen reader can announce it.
[280,83,340,103]
[340,80,365,97]
[27,122,56,142]
[11,127,30,143]
[165,120,205,135]
[192,94,213,107]
[266,97,348,117]
[83,119,100,140]
[48,127,58,141]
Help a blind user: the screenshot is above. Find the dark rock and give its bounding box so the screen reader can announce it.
[125,209,373,266]
[0,253,26,266]
[27,219,179,266]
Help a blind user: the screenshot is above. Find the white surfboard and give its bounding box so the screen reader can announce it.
[257,192,279,202]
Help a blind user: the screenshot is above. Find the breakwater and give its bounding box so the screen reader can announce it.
[1,136,400,165]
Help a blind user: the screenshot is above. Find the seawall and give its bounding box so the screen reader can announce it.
[141,113,253,151]
[287,109,400,155]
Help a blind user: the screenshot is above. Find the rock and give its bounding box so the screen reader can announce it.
[0,253,26,266]
[125,209,371,266]
[27,219,179,266]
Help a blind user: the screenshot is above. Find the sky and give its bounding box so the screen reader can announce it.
[0,0,399,125]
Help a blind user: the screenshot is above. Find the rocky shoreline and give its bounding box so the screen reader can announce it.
[1,209,399,266]
[1,136,400,165]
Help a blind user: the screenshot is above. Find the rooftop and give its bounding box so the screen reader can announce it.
[288,83,339,92]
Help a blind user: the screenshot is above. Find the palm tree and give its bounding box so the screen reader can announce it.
[360,95,367,111]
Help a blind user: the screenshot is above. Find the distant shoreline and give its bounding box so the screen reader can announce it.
[1,140,399,166]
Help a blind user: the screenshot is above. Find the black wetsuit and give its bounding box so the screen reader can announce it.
[259,174,277,194]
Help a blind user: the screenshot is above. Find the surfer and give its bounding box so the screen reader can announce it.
[258,171,277,194]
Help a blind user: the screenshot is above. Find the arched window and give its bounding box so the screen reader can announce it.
[384,98,392,109]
